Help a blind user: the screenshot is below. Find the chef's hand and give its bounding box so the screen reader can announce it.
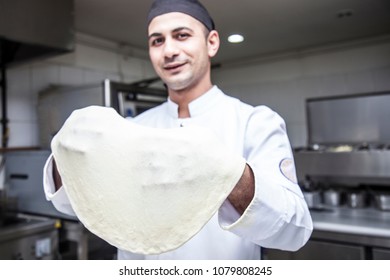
[52,158,63,191]
[228,164,255,215]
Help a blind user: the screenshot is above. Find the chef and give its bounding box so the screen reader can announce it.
[43,0,313,259]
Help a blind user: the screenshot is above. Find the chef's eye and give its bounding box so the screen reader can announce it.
[150,37,164,46]
[176,33,190,40]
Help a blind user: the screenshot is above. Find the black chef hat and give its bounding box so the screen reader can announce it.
[147,0,215,31]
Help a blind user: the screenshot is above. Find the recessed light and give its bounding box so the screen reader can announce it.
[228,34,244,43]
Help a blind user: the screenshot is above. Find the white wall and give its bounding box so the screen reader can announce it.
[212,37,390,148]
[4,34,156,148]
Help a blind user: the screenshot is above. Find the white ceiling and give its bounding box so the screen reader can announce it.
[74,0,390,65]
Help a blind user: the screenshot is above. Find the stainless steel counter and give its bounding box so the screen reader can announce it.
[263,206,390,259]
[0,215,58,259]
[311,206,390,238]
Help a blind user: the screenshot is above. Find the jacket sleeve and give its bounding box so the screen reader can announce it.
[43,154,76,216]
[218,106,313,251]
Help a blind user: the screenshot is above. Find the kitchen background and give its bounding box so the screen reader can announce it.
[0,0,390,258]
[3,2,390,148]
[5,37,390,147]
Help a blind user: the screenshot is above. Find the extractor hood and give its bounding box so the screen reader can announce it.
[0,0,75,66]
[0,0,74,148]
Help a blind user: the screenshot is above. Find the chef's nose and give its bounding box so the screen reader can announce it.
[163,37,180,58]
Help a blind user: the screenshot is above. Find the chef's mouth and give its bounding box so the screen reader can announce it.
[163,62,187,71]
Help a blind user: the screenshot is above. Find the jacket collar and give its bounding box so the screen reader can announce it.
[167,85,222,118]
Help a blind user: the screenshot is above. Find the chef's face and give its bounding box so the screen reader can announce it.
[148,12,219,92]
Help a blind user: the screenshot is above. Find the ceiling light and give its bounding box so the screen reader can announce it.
[228,34,244,43]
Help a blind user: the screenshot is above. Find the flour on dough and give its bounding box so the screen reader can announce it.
[52,106,246,255]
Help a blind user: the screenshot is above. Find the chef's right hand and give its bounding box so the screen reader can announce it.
[52,158,63,191]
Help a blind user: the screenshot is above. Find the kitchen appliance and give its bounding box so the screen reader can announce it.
[302,190,322,208]
[38,79,167,149]
[265,91,390,259]
[306,92,390,147]
[373,191,390,211]
[1,0,75,148]
[4,150,75,220]
[295,91,390,215]
[106,78,167,117]
[1,167,59,260]
[3,149,117,259]
[295,91,390,193]
[0,0,74,67]
[346,190,367,208]
[0,150,61,259]
[323,189,343,207]
[0,214,58,260]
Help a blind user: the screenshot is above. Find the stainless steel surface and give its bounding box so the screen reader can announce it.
[62,221,89,260]
[3,149,116,259]
[374,193,390,211]
[5,150,77,220]
[264,206,390,259]
[372,248,390,260]
[323,189,342,207]
[306,93,390,146]
[286,92,390,259]
[264,240,365,260]
[310,206,390,238]
[0,195,17,225]
[103,79,166,118]
[296,92,390,187]
[311,229,390,249]
[294,150,390,186]
[347,191,367,208]
[0,0,74,66]
[59,220,116,260]
[0,215,58,259]
[303,191,322,208]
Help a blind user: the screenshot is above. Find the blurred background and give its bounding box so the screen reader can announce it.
[0,0,390,259]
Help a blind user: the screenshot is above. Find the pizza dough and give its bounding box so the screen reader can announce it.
[51,106,246,255]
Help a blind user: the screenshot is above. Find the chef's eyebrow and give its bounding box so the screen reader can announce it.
[148,27,194,40]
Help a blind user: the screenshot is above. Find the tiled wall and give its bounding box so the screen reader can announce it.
[212,38,390,147]
[3,36,156,148]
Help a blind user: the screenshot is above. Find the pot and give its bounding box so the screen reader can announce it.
[374,193,390,211]
[323,189,342,207]
[303,191,322,208]
[346,191,367,208]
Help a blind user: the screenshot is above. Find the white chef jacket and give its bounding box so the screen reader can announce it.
[43,85,313,260]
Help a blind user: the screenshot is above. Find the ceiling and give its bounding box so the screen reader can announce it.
[74,0,390,65]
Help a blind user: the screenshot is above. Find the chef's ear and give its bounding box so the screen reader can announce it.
[207,30,220,58]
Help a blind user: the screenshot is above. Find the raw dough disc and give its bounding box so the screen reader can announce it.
[52,106,246,255]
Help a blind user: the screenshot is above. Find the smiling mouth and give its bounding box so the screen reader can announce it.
[163,62,187,71]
